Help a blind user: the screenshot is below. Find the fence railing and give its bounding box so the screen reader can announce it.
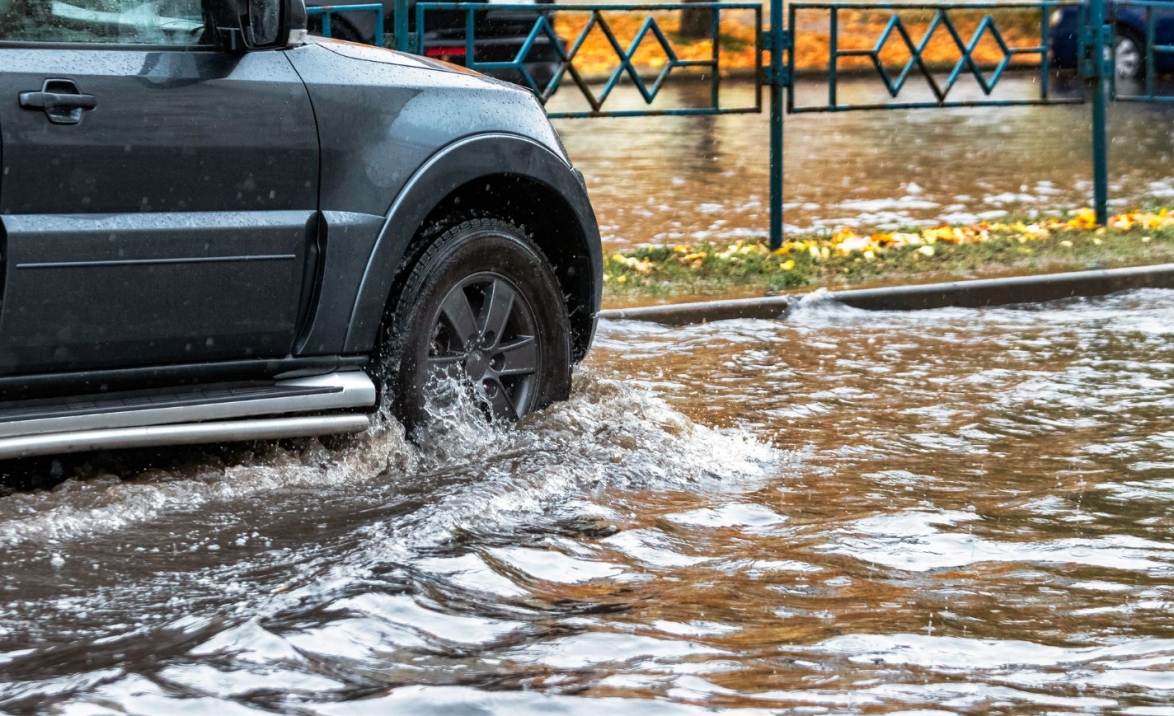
[787,2,1083,112]
[305,2,384,45]
[311,0,1164,250]
[412,2,763,117]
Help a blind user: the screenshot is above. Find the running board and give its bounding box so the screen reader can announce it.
[0,371,377,439]
[0,414,370,460]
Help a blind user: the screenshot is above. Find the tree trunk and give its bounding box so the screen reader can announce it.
[679,0,713,39]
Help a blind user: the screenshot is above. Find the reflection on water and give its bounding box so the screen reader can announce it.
[4,290,1174,711]
[553,75,1174,249]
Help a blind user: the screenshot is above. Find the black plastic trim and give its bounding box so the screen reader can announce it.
[342,133,601,354]
[16,254,296,269]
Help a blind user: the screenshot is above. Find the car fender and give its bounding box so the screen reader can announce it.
[338,131,602,355]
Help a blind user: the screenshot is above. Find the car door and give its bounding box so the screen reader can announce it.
[0,0,319,374]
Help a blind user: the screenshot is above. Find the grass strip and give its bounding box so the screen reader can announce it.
[602,209,1174,306]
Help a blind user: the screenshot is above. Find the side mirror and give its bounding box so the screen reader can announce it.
[286,0,307,46]
[213,0,302,50]
[247,0,282,45]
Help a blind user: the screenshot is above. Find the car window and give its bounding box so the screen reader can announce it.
[0,0,211,44]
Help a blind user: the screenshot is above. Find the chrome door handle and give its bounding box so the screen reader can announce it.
[19,79,97,125]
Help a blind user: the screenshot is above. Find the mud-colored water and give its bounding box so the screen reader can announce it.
[4,289,1174,713]
[554,75,1174,250]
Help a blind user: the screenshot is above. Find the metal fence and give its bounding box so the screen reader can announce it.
[786,2,1081,111]
[413,2,763,117]
[315,0,1154,248]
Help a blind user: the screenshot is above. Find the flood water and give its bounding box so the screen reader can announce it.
[553,75,1174,249]
[4,289,1174,712]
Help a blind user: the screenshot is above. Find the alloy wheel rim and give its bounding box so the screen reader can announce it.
[1114,36,1142,79]
[425,272,540,420]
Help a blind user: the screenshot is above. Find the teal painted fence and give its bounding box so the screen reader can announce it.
[314,0,1159,248]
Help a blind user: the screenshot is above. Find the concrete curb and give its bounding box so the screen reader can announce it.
[597,263,1174,325]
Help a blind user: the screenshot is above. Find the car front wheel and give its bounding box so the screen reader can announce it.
[380,218,573,436]
[1110,30,1144,80]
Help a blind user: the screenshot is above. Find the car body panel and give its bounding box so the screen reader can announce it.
[337,131,601,355]
[285,38,564,219]
[0,47,319,373]
[285,39,592,357]
[1,210,315,372]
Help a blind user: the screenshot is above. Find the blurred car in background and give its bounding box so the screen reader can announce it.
[304,0,564,90]
[1050,3,1174,80]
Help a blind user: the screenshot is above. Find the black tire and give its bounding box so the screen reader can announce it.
[379,218,572,436]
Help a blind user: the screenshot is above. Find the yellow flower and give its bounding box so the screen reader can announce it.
[917,245,935,257]
[808,245,821,260]
[779,259,795,271]
[1069,208,1097,229]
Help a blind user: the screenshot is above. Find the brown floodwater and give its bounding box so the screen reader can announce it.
[553,74,1174,250]
[3,289,1174,713]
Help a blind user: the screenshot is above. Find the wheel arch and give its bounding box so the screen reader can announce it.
[1115,15,1146,41]
[342,133,602,362]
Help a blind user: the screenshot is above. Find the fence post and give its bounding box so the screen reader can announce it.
[768,0,786,250]
[1088,0,1110,224]
[394,0,410,51]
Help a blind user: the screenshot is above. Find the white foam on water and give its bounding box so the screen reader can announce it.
[825,509,1174,573]
[665,503,787,529]
[507,632,727,670]
[487,545,626,584]
[329,592,525,644]
[0,410,417,549]
[415,553,531,597]
[157,663,343,699]
[652,620,740,637]
[312,684,780,716]
[801,632,1174,670]
[602,529,711,568]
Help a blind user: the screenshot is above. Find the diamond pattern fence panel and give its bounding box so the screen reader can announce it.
[787,2,1085,111]
[412,2,763,118]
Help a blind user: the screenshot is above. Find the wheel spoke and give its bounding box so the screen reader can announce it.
[495,336,537,376]
[481,378,518,420]
[426,354,465,382]
[441,288,480,350]
[479,279,516,345]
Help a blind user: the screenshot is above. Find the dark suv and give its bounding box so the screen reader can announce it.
[0,0,600,458]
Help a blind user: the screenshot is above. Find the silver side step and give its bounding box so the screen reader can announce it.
[0,414,371,460]
[0,371,377,439]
